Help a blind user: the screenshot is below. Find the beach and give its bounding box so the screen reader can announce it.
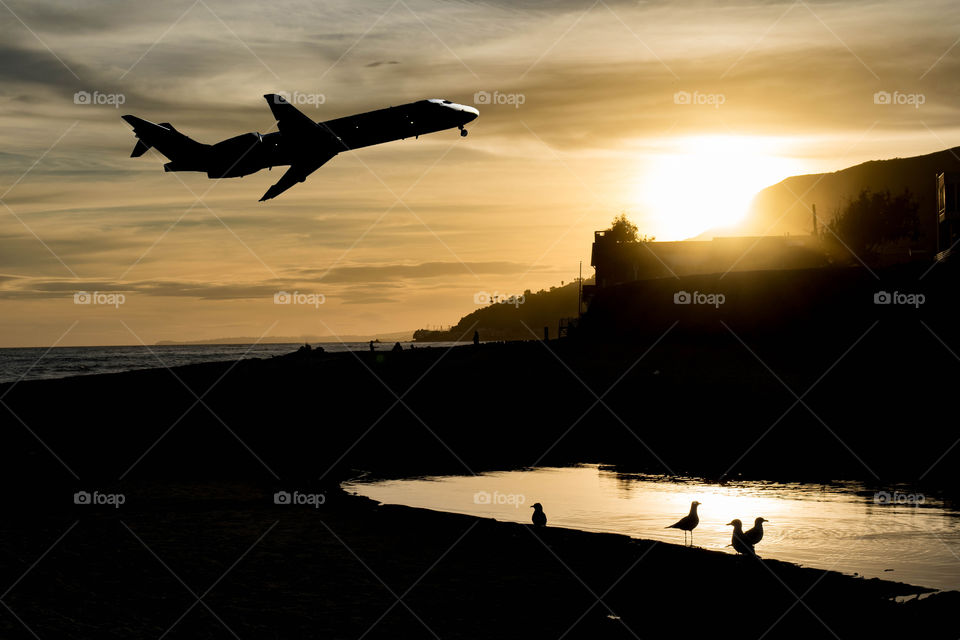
[3,334,959,493]
[2,339,958,637]
[1,488,955,639]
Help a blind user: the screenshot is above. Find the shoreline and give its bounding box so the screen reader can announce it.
[344,465,960,593]
[2,490,955,638]
[369,497,942,595]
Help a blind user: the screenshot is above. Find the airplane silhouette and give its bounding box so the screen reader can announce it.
[121,94,479,201]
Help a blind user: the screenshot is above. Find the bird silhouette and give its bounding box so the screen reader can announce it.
[727,519,755,556]
[743,517,768,546]
[531,502,547,527]
[666,501,700,546]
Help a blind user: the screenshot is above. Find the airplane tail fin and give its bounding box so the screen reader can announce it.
[121,115,210,170]
[130,139,150,157]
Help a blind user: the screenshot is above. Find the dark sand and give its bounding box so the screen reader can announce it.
[3,335,959,495]
[2,332,959,637]
[1,489,956,639]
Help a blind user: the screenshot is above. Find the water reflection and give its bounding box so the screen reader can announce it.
[345,464,960,591]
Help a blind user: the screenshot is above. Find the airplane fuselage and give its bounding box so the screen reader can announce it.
[169,99,477,179]
[123,95,479,200]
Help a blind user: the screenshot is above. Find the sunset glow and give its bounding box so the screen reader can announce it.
[636,136,810,240]
[3,0,960,345]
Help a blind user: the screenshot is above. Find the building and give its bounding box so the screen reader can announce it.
[936,172,960,261]
[589,231,827,290]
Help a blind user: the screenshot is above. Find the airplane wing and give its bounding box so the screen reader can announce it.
[264,94,318,134]
[260,94,346,201]
[259,153,336,202]
[263,93,347,150]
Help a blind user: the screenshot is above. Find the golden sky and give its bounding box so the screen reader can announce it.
[2,0,960,346]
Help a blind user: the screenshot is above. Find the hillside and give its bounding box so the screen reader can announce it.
[413,279,589,342]
[720,146,960,250]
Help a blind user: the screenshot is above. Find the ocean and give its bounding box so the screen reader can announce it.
[0,341,463,384]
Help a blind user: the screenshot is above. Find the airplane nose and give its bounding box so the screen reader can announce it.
[461,105,479,122]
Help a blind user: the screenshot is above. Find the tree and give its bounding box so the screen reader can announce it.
[606,213,639,243]
[826,188,919,258]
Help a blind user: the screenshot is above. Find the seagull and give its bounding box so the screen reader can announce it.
[666,501,700,546]
[727,519,755,556]
[531,502,547,527]
[744,517,768,546]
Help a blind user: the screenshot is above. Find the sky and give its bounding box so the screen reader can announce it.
[2,0,960,346]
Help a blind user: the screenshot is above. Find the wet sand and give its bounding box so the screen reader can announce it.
[1,489,955,639]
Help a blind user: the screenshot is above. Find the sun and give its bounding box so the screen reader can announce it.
[634,135,807,241]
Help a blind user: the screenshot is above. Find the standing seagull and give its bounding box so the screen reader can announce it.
[666,501,701,546]
[744,517,768,546]
[531,502,547,527]
[727,519,755,556]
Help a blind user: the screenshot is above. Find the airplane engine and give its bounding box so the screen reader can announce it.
[207,132,267,178]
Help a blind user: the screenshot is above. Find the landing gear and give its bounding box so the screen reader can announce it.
[459,125,468,137]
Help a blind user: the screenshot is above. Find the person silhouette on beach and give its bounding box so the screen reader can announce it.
[392,342,403,352]
[473,330,480,346]
[369,340,375,352]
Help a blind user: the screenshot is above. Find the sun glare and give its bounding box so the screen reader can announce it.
[634,136,806,241]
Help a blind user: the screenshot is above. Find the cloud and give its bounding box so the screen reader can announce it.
[4,0,960,345]
[298,260,541,283]
[0,43,81,88]
[340,295,401,305]
[0,276,282,300]
[0,259,541,301]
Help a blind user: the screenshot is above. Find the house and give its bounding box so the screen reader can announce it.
[589,231,827,289]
